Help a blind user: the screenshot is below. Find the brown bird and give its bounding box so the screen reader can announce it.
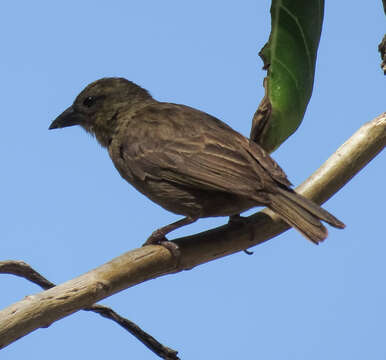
[49,77,345,247]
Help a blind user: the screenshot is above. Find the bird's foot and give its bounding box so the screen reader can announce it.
[228,215,254,255]
[143,230,181,258]
[228,214,251,225]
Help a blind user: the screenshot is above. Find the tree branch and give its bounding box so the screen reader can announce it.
[0,260,179,359]
[0,113,385,350]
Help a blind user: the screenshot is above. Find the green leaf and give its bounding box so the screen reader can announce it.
[251,0,324,153]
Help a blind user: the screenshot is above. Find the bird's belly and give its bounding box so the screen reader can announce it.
[132,178,258,218]
[110,152,260,217]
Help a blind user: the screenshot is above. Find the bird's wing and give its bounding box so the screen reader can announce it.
[115,103,291,198]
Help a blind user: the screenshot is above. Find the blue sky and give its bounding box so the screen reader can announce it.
[0,1,385,359]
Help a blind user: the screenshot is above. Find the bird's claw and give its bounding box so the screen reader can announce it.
[229,215,255,255]
[143,231,181,259]
[228,214,253,226]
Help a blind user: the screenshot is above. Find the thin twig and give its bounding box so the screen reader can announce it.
[0,260,179,360]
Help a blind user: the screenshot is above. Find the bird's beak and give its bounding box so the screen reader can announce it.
[49,106,85,130]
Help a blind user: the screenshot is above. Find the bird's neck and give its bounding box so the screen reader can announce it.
[90,98,155,148]
[92,111,120,148]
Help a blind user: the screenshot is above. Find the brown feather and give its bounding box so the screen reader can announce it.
[51,78,345,244]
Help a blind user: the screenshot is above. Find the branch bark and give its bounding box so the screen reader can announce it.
[0,113,385,350]
[0,260,179,359]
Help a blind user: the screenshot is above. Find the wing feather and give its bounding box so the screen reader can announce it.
[115,103,291,198]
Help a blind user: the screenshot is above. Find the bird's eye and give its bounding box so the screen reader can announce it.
[83,96,95,108]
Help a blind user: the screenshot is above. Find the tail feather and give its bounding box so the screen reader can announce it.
[267,189,345,244]
[277,188,345,229]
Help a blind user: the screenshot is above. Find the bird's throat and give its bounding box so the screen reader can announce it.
[85,110,119,148]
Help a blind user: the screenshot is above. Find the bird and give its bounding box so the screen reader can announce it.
[49,77,345,247]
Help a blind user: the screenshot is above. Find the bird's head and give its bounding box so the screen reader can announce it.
[49,77,152,147]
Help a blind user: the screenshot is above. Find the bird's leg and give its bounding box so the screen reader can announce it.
[228,214,254,255]
[228,213,246,224]
[228,213,254,225]
[143,216,198,252]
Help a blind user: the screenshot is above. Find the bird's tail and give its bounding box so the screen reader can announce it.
[267,188,345,244]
